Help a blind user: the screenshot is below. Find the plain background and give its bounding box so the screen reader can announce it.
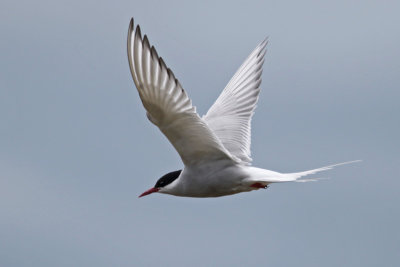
[1,0,399,266]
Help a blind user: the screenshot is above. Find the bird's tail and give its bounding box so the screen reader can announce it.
[283,160,361,182]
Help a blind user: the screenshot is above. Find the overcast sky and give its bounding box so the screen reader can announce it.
[1,0,399,266]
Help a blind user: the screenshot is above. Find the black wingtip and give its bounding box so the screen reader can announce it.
[159,57,167,70]
[135,24,142,39]
[167,68,175,80]
[143,34,149,45]
[150,46,159,60]
[127,18,134,51]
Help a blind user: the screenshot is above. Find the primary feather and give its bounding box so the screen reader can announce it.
[127,19,234,166]
[203,39,268,165]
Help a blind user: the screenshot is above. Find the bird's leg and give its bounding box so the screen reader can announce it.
[250,182,268,189]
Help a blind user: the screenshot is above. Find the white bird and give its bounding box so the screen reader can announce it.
[127,19,359,198]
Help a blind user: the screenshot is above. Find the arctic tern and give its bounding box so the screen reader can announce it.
[126,18,359,198]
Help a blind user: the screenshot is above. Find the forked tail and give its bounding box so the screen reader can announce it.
[284,160,361,182]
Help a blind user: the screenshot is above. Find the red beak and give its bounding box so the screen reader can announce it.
[139,187,159,198]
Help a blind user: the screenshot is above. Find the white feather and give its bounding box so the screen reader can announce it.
[203,39,268,165]
[127,19,235,166]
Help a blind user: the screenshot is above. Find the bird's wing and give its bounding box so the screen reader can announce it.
[127,19,235,166]
[202,39,268,165]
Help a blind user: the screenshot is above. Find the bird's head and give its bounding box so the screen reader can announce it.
[139,170,182,197]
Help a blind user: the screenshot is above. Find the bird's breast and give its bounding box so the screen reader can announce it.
[170,162,252,197]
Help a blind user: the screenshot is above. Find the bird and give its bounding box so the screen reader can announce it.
[126,18,360,198]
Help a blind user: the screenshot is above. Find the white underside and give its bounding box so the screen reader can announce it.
[158,160,361,198]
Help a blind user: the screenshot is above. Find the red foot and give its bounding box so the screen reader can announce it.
[250,182,266,189]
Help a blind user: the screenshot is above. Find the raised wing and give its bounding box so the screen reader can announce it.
[127,19,234,166]
[203,39,268,165]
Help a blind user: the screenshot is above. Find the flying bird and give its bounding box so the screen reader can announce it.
[127,18,359,198]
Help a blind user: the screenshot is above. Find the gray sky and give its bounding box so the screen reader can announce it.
[1,0,399,266]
